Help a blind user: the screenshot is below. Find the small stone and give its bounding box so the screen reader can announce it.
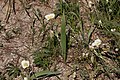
[0,43,3,47]
[115,48,119,52]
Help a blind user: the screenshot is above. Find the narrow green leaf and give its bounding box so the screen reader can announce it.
[87,27,95,44]
[30,70,60,79]
[61,10,67,61]
[113,32,120,36]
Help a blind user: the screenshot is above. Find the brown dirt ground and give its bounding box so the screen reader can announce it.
[0,0,107,80]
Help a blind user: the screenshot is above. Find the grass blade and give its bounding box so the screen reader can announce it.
[30,70,60,79]
[87,27,95,44]
[61,10,67,61]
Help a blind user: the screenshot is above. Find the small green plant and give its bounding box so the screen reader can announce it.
[0,72,6,80]
[6,63,21,79]
[33,32,60,69]
[55,0,85,60]
[86,0,120,79]
[93,0,120,48]
[33,48,53,69]
[5,30,15,40]
[30,70,60,80]
[3,60,60,80]
[1,0,120,80]
[96,0,120,21]
[94,0,120,31]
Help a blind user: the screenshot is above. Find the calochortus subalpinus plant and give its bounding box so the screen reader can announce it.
[0,0,120,80]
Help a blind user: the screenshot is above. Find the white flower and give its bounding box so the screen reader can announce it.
[82,53,86,57]
[72,72,76,78]
[21,60,29,69]
[62,0,65,2]
[90,38,102,48]
[111,28,116,32]
[98,20,102,24]
[24,77,28,80]
[109,9,112,12]
[106,0,109,3]
[45,13,55,21]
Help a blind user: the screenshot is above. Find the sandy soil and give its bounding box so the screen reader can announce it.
[0,0,109,80]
